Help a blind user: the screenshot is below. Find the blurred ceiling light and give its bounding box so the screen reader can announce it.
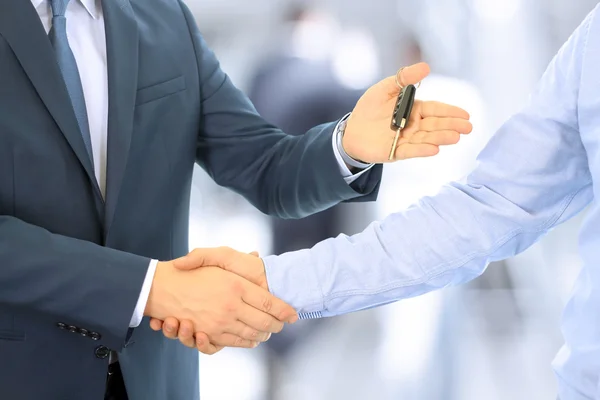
[473,0,521,22]
[332,28,379,90]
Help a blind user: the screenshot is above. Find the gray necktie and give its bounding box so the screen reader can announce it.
[49,0,95,168]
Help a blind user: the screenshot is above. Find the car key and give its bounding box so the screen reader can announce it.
[389,84,417,160]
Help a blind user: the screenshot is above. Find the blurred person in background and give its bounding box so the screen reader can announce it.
[0,1,472,399]
[247,3,366,399]
[167,5,600,400]
[249,3,363,263]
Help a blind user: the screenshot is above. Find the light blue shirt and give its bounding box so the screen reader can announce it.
[264,5,600,400]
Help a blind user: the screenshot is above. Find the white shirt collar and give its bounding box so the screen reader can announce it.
[32,0,99,19]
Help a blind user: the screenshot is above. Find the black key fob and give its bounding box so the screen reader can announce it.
[390,84,417,130]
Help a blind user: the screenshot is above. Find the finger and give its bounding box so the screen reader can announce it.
[162,317,180,339]
[173,247,234,271]
[394,143,440,161]
[240,282,298,324]
[226,321,271,342]
[413,130,462,146]
[237,302,285,334]
[221,254,271,292]
[397,62,430,87]
[149,318,164,331]
[195,332,223,355]
[211,332,260,349]
[179,334,196,348]
[419,101,470,120]
[178,320,196,348]
[418,117,473,134]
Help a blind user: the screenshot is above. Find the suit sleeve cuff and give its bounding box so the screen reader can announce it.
[129,259,159,327]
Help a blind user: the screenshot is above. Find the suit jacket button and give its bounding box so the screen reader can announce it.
[78,328,89,337]
[94,345,110,359]
[67,325,78,333]
[56,322,67,330]
[89,331,102,341]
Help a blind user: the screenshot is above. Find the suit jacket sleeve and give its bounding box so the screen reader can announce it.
[179,2,382,219]
[0,215,150,350]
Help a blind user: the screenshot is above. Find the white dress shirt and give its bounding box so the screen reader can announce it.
[33,0,370,327]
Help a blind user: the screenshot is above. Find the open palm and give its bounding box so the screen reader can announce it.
[342,62,473,163]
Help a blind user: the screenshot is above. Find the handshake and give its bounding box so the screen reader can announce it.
[142,62,475,356]
[144,247,297,355]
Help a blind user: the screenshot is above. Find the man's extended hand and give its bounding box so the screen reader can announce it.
[342,62,473,163]
[145,255,295,355]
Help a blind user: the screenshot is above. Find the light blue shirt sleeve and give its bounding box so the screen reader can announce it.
[263,10,595,319]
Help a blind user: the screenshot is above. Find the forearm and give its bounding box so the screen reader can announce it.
[196,70,382,218]
[0,215,150,350]
[263,176,593,318]
[236,121,380,218]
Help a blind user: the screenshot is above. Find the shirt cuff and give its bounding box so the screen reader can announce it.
[332,114,375,183]
[263,253,325,319]
[129,259,159,328]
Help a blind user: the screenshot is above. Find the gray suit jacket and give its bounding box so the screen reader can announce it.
[0,0,382,399]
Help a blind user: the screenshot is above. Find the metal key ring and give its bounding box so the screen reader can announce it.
[395,67,421,89]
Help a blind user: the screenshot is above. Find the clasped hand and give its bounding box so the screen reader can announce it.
[144,248,295,355]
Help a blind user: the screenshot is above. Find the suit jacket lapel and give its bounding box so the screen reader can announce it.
[0,0,103,204]
[102,0,139,233]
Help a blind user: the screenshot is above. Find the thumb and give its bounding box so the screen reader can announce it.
[172,247,232,271]
[249,251,259,257]
[397,62,430,87]
[382,62,430,96]
[394,62,431,86]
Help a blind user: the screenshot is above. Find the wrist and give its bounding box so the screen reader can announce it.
[337,116,371,168]
[144,261,170,318]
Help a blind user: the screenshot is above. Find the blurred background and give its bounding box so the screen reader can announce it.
[182,0,599,399]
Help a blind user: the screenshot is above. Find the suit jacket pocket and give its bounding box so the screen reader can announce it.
[136,75,186,106]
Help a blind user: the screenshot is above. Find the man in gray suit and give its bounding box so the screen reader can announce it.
[0,0,471,398]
